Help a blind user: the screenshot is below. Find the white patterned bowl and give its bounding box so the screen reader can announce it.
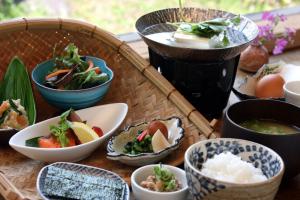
[184,138,284,200]
[107,117,184,166]
[37,162,129,200]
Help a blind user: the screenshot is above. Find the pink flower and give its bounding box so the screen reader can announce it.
[273,38,288,55]
[254,12,295,55]
[262,12,275,22]
[285,27,296,40]
[279,14,287,22]
[258,25,274,41]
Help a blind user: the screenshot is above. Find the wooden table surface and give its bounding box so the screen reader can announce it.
[125,35,300,200]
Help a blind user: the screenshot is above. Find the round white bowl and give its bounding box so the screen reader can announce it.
[131,164,189,200]
[184,138,284,200]
[9,103,128,162]
[284,80,300,107]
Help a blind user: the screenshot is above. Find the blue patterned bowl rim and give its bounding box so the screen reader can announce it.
[31,56,114,92]
[36,162,130,200]
[106,116,184,158]
[184,138,285,186]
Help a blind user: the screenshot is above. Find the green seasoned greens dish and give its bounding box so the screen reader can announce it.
[123,130,153,155]
[44,43,109,90]
[43,166,126,200]
[174,15,241,48]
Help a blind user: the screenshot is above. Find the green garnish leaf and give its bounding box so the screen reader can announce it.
[25,136,41,147]
[49,108,73,147]
[47,43,109,90]
[50,123,69,147]
[0,110,9,125]
[153,164,178,192]
[0,57,36,125]
[8,99,22,115]
[230,15,241,26]
[174,15,241,48]
[123,129,153,154]
[60,108,73,121]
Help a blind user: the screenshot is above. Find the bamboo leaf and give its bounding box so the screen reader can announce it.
[0,57,36,125]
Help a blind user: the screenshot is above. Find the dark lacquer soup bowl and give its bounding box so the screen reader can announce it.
[222,99,300,180]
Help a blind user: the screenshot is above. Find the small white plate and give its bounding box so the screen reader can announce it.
[9,103,128,162]
[233,61,300,100]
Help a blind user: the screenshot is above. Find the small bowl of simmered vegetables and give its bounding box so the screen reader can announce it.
[106,117,184,166]
[31,43,113,109]
[131,164,188,200]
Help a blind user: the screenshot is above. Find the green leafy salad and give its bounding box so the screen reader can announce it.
[140,164,181,192]
[44,43,109,90]
[174,15,241,48]
[123,130,153,155]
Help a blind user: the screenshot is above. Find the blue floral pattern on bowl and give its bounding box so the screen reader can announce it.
[184,138,284,200]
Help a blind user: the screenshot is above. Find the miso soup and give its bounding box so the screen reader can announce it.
[239,119,300,135]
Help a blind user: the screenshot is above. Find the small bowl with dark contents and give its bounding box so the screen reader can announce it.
[222,99,300,180]
[31,43,113,109]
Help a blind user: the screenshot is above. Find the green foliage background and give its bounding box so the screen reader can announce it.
[1,0,299,33]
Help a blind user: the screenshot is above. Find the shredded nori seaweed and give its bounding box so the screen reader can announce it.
[43,166,126,200]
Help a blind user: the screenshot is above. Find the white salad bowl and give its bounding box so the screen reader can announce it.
[9,103,128,162]
[106,117,184,166]
[131,164,189,200]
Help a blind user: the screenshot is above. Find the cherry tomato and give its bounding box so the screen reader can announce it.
[95,68,101,74]
[92,126,104,137]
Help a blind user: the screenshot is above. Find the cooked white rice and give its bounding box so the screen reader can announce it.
[200,152,267,183]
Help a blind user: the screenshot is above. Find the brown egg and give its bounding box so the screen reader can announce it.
[255,74,285,98]
[147,120,168,139]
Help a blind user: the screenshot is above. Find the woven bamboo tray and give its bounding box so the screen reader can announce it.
[0,18,217,200]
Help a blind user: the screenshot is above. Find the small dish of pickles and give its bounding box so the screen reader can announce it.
[106,117,184,166]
